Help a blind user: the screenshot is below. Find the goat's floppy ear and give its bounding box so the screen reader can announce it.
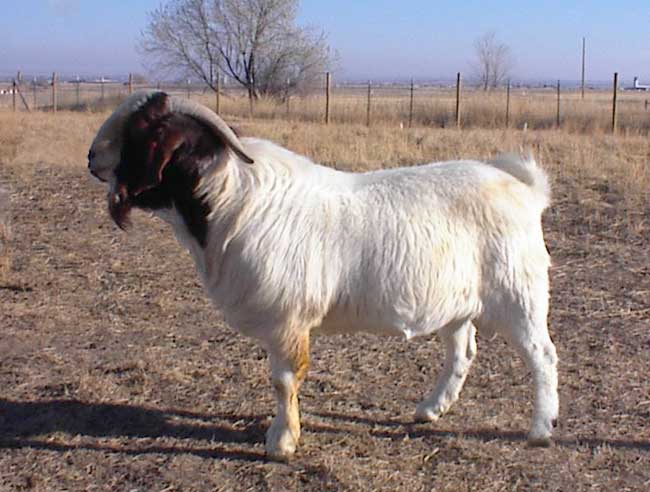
[131,125,185,196]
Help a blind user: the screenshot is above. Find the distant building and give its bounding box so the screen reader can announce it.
[631,77,649,91]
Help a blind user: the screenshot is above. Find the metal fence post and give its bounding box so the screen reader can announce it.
[52,72,57,113]
[455,72,462,128]
[366,81,372,127]
[556,80,561,128]
[611,72,618,133]
[505,80,511,128]
[408,78,414,128]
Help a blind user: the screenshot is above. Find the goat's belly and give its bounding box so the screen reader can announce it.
[314,310,460,339]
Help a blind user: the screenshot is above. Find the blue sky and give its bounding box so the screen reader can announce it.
[1,0,648,83]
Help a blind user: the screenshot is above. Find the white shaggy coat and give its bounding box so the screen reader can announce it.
[171,139,550,342]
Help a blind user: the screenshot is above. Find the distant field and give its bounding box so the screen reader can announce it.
[2,79,650,133]
[0,109,649,490]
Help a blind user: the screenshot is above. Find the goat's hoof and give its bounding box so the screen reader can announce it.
[265,427,297,462]
[414,404,442,423]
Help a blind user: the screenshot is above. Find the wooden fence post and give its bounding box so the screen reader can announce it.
[186,79,191,99]
[285,79,291,119]
[128,73,133,95]
[100,77,105,103]
[325,72,331,125]
[556,80,561,128]
[408,78,414,128]
[505,80,511,128]
[52,72,57,113]
[215,71,221,114]
[366,81,372,127]
[455,72,462,128]
[76,76,81,107]
[32,78,37,111]
[611,72,618,134]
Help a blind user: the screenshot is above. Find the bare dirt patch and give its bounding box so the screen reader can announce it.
[1,139,649,491]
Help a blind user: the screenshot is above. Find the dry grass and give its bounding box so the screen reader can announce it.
[0,108,649,491]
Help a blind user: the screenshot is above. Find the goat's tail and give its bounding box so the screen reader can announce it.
[488,153,551,210]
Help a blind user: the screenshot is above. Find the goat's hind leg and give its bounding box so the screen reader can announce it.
[415,320,477,422]
[265,331,310,461]
[501,319,559,446]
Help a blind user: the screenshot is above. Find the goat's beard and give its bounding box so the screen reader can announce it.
[108,183,132,230]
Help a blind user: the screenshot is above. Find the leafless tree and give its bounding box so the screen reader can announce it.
[140,0,333,99]
[473,31,513,91]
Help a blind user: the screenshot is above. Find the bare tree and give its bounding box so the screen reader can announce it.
[473,31,513,91]
[140,0,333,99]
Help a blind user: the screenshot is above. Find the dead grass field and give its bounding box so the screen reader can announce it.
[0,109,649,491]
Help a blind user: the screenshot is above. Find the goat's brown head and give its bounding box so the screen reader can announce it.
[88,91,254,245]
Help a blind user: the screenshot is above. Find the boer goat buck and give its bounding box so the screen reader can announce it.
[88,91,558,460]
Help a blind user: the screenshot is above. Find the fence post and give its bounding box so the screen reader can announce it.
[128,73,133,94]
[285,78,291,119]
[100,77,105,103]
[556,80,561,128]
[215,71,221,114]
[16,71,22,110]
[76,76,80,107]
[12,80,16,112]
[505,80,511,128]
[325,71,331,125]
[32,77,37,111]
[408,78,414,128]
[611,72,618,134]
[581,36,586,100]
[186,79,191,99]
[455,72,462,128]
[52,72,57,113]
[366,80,372,127]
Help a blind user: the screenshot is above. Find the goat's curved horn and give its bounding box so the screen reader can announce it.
[167,97,254,164]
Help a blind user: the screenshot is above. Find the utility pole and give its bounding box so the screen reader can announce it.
[581,37,586,100]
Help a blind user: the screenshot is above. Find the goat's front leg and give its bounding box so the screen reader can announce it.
[265,332,310,461]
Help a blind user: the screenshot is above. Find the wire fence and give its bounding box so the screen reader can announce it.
[1,72,649,134]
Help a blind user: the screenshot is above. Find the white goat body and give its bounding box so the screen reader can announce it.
[189,140,550,343]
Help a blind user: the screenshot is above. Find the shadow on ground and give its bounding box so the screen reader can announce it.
[1,399,648,462]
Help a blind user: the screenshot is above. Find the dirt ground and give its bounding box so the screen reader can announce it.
[1,151,649,491]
